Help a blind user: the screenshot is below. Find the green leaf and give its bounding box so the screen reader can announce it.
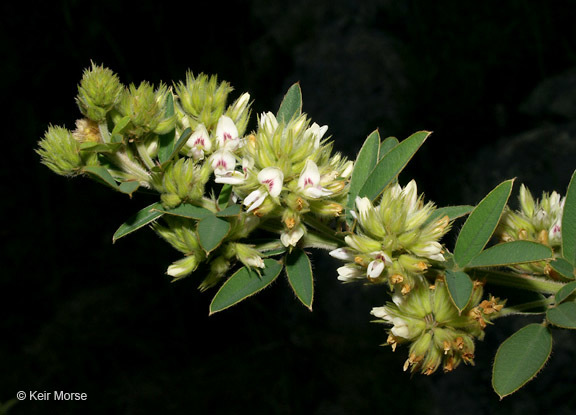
[113,202,164,242]
[444,270,474,312]
[466,241,553,268]
[424,205,474,226]
[111,115,132,136]
[154,203,213,220]
[454,179,514,268]
[209,259,283,314]
[378,136,399,160]
[197,215,230,253]
[346,130,381,225]
[276,83,302,123]
[83,166,119,190]
[158,92,176,164]
[562,170,576,265]
[285,249,314,310]
[218,184,232,209]
[550,258,575,280]
[79,142,122,152]
[547,302,576,329]
[162,127,192,166]
[118,181,140,197]
[555,281,576,304]
[216,204,242,217]
[358,131,430,201]
[492,323,552,398]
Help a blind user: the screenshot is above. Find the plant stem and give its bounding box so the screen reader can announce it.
[497,297,555,317]
[470,269,565,295]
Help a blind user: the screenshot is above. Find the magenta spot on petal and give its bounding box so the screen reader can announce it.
[552,224,561,234]
[223,132,232,142]
[304,177,313,187]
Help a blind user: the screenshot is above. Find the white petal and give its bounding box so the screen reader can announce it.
[280,226,305,247]
[245,255,265,268]
[298,159,321,189]
[329,248,356,261]
[244,189,267,212]
[367,260,385,279]
[355,196,372,222]
[370,306,392,321]
[336,264,364,282]
[304,186,333,199]
[391,318,410,338]
[341,161,354,178]
[211,150,236,175]
[258,167,284,197]
[215,171,246,185]
[260,111,278,133]
[216,116,239,150]
[187,124,211,151]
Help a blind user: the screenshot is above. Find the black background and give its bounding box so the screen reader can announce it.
[2,1,576,413]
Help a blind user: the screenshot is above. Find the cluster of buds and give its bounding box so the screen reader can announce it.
[371,279,504,374]
[226,112,353,247]
[330,181,450,293]
[497,184,565,276]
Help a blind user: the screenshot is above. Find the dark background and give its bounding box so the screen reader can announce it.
[2,0,576,413]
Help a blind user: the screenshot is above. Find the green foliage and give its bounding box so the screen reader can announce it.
[466,241,553,268]
[358,131,430,201]
[197,215,231,253]
[276,83,302,123]
[346,130,380,226]
[444,270,473,312]
[547,302,576,328]
[285,248,314,310]
[209,259,283,314]
[492,323,553,399]
[454,179,514,268]
[562,170,576,264]
[113,202,165,242]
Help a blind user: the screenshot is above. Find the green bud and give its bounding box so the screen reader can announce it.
[76,63,123,122]
[160,159,206,208]
[153,217,203,255]
[117,82,169,138]
[225,92,252,137]
[167,255,200,281]
[199,256,231,291]
[175,72,233,131]
[36,126,83,176]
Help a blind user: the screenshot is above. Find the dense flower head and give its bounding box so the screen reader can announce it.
[229,112,352,246]
[497,184,565,276]
[331,181,450,293]
[371,279,503,375]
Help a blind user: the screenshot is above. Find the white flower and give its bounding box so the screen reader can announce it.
[186,124,211,160]
[245,255,265,269]
[370,306,392,321]
[329,247,356,261]
[390,317,410,338]
[243,167,284,212]
[341,161,354,178]
[304,122,328,148]
[367,259,385,279]
[281,225,305,247]
[298,159,333,198]
[336,264,364,282]
[259,112,279,134]
[215,115,240,150]
[355,196,373,223]
[258,167,284,197]
[549,220,562,244]
[210,149,237,177]
[243,189,266,212]
[412,241,445,262]
[214,171,246,185]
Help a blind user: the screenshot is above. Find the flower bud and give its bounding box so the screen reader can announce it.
[175,72,232,131]
[167,255,200,281]
[76,63,123,122]
[36,126,83,176]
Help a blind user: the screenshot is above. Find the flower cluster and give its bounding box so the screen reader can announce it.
[371,279,504,374]
[497,184,565,276]
[330,181,450,293]
[228,112,353,247]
